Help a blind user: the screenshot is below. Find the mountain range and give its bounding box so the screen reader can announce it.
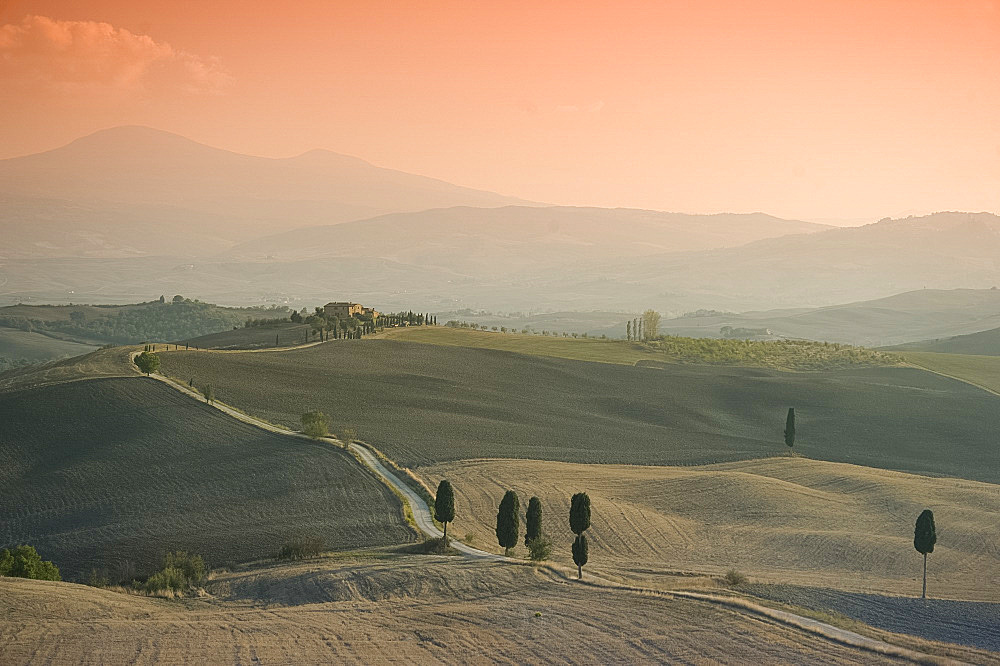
[1,127,998,323]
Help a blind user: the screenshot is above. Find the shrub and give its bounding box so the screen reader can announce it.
[723,569,747,586]
[301,410,329,438]
[527,535,552,562]
[276,537,324,561]
[143,551,206,594]
[86,568,109,588]
[0,545,61,581]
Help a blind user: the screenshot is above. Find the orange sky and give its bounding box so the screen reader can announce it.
[1,0,997,221]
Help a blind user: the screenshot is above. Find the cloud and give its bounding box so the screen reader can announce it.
[0,15,232,95]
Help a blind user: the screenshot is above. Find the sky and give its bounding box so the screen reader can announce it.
[0,0,997,222]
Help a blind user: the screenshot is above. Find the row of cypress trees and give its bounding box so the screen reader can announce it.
[434,481,593,578]
[435,479,939,595]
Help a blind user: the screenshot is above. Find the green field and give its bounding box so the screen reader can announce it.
[159,339,1000,482]
[181,322,315,349]
[900,351,1000,396]
[384,326,898,370]
[0,328,97,362]
[0,377,414,581]
[889,327,1000,357]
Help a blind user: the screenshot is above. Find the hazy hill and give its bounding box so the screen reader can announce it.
[658,288,1000,346]
[0,126,528,258]
[225,206,829,274]
[887,325,1000,356]
[596,212,1000,311]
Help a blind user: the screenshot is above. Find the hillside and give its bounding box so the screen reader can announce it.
[0,126,528,259]
[422,457,1000,603]
[0,299,291,342]
[0,329,96,370]
[658,288,1000,347]
[158,339,1000,483]
[0,377,414,581]
[225,206,828,274]
[593,211,1000,312]
[2,556,944,665]
[888,325,1000,356]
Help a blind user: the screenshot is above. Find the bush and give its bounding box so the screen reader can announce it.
[399,537,460,555]
[527,535,552,562]
[723,569,747,586]
[143,551,206,594]
[301,410,329,438]
[0,545,61,581]
[276,537,324,561]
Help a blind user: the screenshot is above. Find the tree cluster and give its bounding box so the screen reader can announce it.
[0,545,60,581]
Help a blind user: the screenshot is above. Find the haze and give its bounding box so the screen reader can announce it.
[2,0,998,221]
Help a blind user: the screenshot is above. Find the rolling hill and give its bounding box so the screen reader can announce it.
[0,126,529,258]
[657,288,1000,347]
[0,377,414,581]
[887,325,1000,356]
[590,211,1000,312]
[224,206,829,273]
[158,338,1000,483]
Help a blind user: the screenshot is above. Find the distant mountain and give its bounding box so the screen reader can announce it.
[586,211,1000,311]
[0,126,529,258]
[225,206,829,275]
[658,288,1000,347]
[885,319,1000,355]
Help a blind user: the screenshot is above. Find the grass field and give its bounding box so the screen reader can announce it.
[181,322,314,349]
[160,339,1000,483]
[0,377,414,581]
[0,345,137,392]
[900,351,1000,396]
[0,328,97,362]
[419,457,1000,603]
[383,326,899,370]
[888,326,1000,356]
[5,553,986,664]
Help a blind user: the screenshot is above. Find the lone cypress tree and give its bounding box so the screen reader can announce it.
[495,490,520,556]
[784,407,796,448]
[914,509,937,599]
[525,496,542,546]
[572,535,589,579]
[435,480,456,545]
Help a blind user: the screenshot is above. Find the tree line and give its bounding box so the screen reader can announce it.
[435,481,592,578]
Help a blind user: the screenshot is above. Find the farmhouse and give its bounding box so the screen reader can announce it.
[324,301,380,321]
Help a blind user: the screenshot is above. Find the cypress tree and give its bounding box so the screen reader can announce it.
[435,480,456,545]
[495,490,520,556]
[914,509,937,599]
[626,321,631,341]
[569,492,591,577]
[569,492,591,535]
[525,496,542,546]
[572,534,589,579]
[784,408,796,448]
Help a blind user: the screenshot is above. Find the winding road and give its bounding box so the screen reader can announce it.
[132,351,961,664]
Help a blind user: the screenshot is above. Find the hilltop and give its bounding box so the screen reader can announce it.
[0,126,529,259]
[0,298,293,365]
